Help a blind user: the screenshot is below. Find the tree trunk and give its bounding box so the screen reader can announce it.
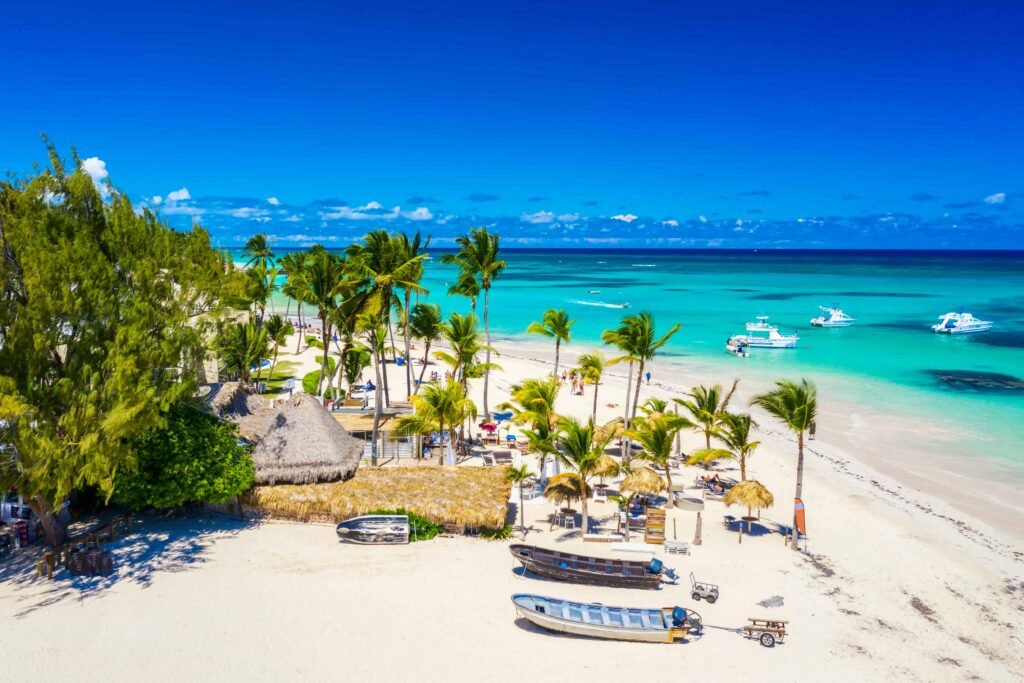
[482,286,492,417]
[591,376,600,423]
[380,345,391,408]
[740,454,747,481]
[620,360,634,459]
[403,291,413,399]
[317,314,329,395]
[413,341,432,395]
[519,487,526,539]
[294,302,304,353]
[28,497,67,548]
[693,511,702,546]
[370,331,384,466]
[437,418,444,466]
[553,339,560,377]
[630,360,645,423]
[664,464,674,509]
[674,405,682,456]
[580,484,589,535]
[791,432,805,550]
[739,517,744,544]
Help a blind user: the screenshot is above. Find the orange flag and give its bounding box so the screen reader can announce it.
[794,498,807,535]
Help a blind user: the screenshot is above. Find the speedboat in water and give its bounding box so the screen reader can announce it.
[726,336,750,357]
[931,312,993,334]
[729,316,799,349]
[810,306,855,327]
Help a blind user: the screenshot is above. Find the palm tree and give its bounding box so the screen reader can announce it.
[440,227,506,417]
[408,303,444,394]
[626,413,690,508]
[505,465,533,538]
[263,314,293,381]
[498,377,560,475]
[577,351,606,423]
[717,413,760,481]
[602,320,640,455]
[395,380,476,465]
[243,233,274,271]
[543,473,588,530]
[434,312,497,389]
[675,380,739,450]
[215,320,269,388]
[293,247,345,396]
[279,251,309,352]
[341,345,372,397]
[246,264,279,328]
[751,379,817,550]
[554,416,612,534]
[396,231,431,398]
[526,308,575,376]
[447,272,480,315]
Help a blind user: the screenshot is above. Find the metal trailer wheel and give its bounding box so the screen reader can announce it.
[759,632,776,648]
[691,592,701,601]
[705,595,717,604]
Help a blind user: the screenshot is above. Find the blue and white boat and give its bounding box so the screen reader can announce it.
[729,316,799,349]
[931,312,993,334]
[511,593,702,643]
[810,306,855,327]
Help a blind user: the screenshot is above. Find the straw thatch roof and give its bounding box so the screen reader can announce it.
[543,472,589,505]
[620,466,665,495]
[723,480,774,511]
[243,466,509,529]
[249,392,362,486]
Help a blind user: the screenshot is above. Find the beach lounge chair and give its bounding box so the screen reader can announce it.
[481,453,495,467]
[492,450,514,465]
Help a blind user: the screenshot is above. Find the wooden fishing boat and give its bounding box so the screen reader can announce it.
[335,515,410,545]
[512,594,702,643]
[509,544,674,589]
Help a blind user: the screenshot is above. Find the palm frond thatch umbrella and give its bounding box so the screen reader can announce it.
[723,479,774,544]
[544,472,589,529]
[594,453,621,482]
[620,465,665,497]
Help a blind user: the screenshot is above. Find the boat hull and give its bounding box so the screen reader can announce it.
[510,544,662,589]
[932,325,992,334]
[511,594,700,644]
[336,515,410,545]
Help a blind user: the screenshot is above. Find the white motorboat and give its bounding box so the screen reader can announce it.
[730,316,799,348]
[931,312,993,334]
[810,306,855,327]
[726,336,750,357]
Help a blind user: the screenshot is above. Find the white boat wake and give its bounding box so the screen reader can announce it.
[568,299,631,309]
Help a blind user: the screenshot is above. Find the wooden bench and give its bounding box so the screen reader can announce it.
[583,533,624,543]
[664,540,690,555]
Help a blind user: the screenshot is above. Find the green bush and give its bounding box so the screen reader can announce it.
[305,335,323,350]
[368,508,443,542]
[114,402,254,510]
[315,355,337,373]
[478,523,515,540]
[302,370,341,399]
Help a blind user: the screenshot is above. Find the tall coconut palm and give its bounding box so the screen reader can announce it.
[279,251,309,352]
[396,231,431,398]
[408,303,445,394]
[293,247,346,396]
[674,380,739,450]
[751,379,817,550]
[526,308,575,376]
[626,413,690,508]
[505,464,534,538]
[434,312,498,389]
[263,314,293,381]
[601,320,640,456]
[395,380,476,465]
[215,320,269,388]
[554,416,613,534]
[246,264,279,328]
[440,227,506,417]
[243,233,274,271]
[577,351,606,423]
[341,345,372,397]
[447,272,480,315]
[717,412,760,481]
[498,377,560,475]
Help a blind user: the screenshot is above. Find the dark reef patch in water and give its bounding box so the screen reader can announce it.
[834,291,937,298]
[747,292,805,300]
[927,369,1024,393]
[969,331,1024,349]
[727,288,757,292]
[871,321,932,331]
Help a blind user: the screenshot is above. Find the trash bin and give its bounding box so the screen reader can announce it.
[395,357,405,367]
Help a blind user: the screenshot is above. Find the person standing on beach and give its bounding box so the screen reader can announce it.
[645,371,651,385]
[809,420,817,440]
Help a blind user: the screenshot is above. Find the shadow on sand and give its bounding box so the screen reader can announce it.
[0,514,260,618]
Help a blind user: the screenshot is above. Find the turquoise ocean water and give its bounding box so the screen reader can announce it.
[261,249,1024,470]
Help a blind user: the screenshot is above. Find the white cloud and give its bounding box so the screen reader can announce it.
[662,219,679,227]
[736,218,744,227]
[320,203,401,221]
[557,213,580,222]
[253,216,272,223]
[279,234,339,243]
[611,213,638,223]
[80,157,110,198]
[160,204,205,217]
[984,192,1005,204]
[167,187,191,202]
[282,214,302,222]
[358,200,383,211]
[150,195,163,205]
[229,207,271,219]
[698,214,708,223]
[403,207,434,221]
[266,196,280,206]
[521,210,555,224]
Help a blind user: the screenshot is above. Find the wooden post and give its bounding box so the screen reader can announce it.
[693,511,702,546]
[673,518,677,541]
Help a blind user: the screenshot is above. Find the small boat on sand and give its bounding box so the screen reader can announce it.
[336,515,410,545]
[510,544,675,589]
[512,594,703,643]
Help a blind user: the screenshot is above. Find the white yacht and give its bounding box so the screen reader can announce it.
[931,312,993,334]
[730,316,799,348]
[726,336,750,357]
[810,306,856,327]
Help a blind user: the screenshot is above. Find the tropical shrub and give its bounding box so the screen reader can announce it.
[368,508,443,542]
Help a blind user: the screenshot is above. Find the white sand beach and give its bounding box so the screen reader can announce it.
[2,331,1023,682]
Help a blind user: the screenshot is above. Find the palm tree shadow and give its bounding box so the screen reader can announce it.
[722,515,786,538]
[1,515,259,618]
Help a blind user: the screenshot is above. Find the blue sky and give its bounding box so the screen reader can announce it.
[2,0,1022,248]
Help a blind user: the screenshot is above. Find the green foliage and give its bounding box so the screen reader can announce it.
[0,143,230,525]
[113,403,254,510]
[478,523,514,540]
[367,508,443,542]
[305,335,324,349]
[216,320,270,384]
[315,354,337,374]
[302,370,341,399]
[342,346,372,391]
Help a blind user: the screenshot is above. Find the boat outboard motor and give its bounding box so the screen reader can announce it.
[649,558,678,583]
[671,607,687,627]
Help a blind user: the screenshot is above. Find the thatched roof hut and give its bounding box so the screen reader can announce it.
[250,392,362,486]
